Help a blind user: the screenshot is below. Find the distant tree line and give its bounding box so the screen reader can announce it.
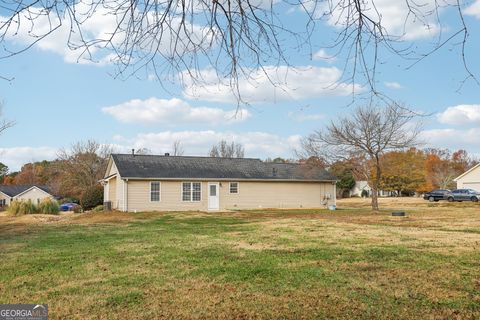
[0,134,476,212]
[322,148,478,200]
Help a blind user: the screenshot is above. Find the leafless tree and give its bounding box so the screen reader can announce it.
[57,140,114,198]
[0,1,476,99]
[301,103,421,211]
[0,105,15,135]
[172,140,184,156]
[209,140,244,158]
[432,167,458,190]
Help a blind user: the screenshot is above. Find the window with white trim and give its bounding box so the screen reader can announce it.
[150,182,160,202]
[229,182,239,194]
[182,182,201,202]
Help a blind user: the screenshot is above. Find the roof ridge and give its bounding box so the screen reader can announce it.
[112,153,263,161]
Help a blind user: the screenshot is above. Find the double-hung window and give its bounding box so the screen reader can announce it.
[229,182,239,194]
[150,182,160,202]
[182,182,201,202]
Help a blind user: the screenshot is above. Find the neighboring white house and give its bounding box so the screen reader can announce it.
[349,181,394,197]
[454,163,480,191]
[0,185,55,207]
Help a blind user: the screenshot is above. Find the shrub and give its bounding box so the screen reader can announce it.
[81,186,104,210]
[7,200,38,215]
[7,200,22,216]
[21,200,38,214]
[38,198,60,214]
[92,205,104,212]
[7,198,60,216]
[73,205,83,213]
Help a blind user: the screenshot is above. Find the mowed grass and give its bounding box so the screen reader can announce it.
[0,198,479,319]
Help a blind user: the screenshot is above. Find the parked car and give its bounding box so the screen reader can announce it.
[445,189,480,202]
[423,189,451,202]
[60,202,79,211]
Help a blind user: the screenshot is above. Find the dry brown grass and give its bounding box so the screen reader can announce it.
[1,198,479,319]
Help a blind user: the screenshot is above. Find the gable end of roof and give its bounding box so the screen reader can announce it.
[454,163,480,182]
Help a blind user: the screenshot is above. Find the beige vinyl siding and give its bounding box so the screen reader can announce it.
[103,159,121,209]
[127,181,208,212]
[108,177,118,209]
[117,178,126,211]
[107,161,119,176]
[124,180,335,212]
[220,181,335,210]
[15,187,54,204]
[456,165,480,191]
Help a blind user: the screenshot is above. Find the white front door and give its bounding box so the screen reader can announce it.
[208,182,220,210]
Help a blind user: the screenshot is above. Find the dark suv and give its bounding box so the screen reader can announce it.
[423,189,451,202]
[445,189,480,202]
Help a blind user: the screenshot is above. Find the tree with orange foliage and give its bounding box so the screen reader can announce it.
[424,149,478,190]
[379,148,426,196]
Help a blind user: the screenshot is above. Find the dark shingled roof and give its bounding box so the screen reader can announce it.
[0,185,52,197]
[111,154,336,181]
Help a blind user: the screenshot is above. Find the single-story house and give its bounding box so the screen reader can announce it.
[0,185,55,207]
[102,153,337,212]
[454,163,480,191]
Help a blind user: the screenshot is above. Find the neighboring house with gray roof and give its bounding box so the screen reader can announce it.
[102,153,337,212]
[0,185,55,207]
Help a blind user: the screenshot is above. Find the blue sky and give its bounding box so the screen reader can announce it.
[1,0,480,171]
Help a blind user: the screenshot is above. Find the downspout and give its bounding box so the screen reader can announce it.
[105,180,109,202]
[333,181,337,206]
[123,179,129,212]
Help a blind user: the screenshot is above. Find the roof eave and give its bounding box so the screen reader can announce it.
[120,177,336,183]
[14,186,53,198]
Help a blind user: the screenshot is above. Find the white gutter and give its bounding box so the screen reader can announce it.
[123,179,128,212]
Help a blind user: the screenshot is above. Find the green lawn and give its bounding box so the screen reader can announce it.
[1,201,479,319]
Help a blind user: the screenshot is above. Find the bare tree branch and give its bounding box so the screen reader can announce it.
[301,102,422,210]
[0,0,476,101]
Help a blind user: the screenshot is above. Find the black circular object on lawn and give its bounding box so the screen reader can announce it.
[392,211,406,217]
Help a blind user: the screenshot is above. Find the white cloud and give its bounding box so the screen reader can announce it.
[0,147,58,171]
[288,112,325,122]
[303,0,442,40]
[420,127,480,150]
[437,104,480,126]
[1,5,125,65]
[313,49,336,63]
[384,82,403,89]
[182,65,362,104]
[115,130,302,158]
[102,98,250,125]
[465,0,480,18]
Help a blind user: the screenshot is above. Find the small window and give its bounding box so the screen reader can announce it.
[229,182,239,194]
[150,182,160,202]
[182,182,201,202]
[209,185,217,196]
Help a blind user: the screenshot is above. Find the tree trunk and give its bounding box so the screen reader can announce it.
[370,156,381,211]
